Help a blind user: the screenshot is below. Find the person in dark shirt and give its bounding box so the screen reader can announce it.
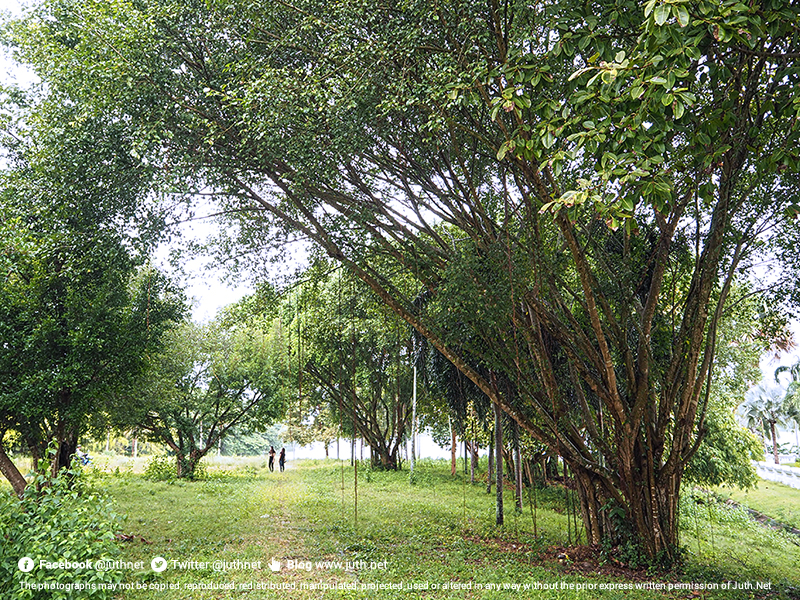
[268,446,276,472]
[279,448,286,472]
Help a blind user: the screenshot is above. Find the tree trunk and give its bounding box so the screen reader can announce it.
[177,450,203,479]
[494,402,504,526]
[545,455,559,480]
[450,424,457,476]
[410,363,417,474]
[0,441,28,497]
[369,443,399,470]
[513,421,522,512]
[771,421,779,464]
[487,439,494,494]
[570,453,682,560]
[50,429,78,479]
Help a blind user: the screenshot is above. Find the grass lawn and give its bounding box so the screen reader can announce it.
[76,459,799,600]
[713,479,800,531]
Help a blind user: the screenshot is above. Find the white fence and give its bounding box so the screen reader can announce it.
[754,461,800,490]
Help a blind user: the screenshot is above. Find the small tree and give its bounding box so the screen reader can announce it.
[283,403,339,458]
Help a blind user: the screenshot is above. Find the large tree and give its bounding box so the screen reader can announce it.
[0,219,180,494]
[0,81,179,494]
[114,318,287,479]
[6,0,800,560]
[292,267,414,470]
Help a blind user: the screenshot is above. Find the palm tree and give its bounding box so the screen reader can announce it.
[739,384,788,465]
[782,382,800,455]
[776,360,800,456]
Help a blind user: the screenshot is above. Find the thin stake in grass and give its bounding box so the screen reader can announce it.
[693,488,702,557]
[565,463,572,546]
[524,459,538,538]
[706,488,715,556]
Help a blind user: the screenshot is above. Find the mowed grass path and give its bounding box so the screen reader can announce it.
[104,460,800,600]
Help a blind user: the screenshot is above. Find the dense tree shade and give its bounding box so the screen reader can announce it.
[0,112,182,495]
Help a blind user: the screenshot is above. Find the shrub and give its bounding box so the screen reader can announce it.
[142,455,175,481]
[143,455,208,481]
[0,458,122,599]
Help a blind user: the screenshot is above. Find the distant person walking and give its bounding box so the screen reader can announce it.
[279,448,286,472]
[268,446,276,472]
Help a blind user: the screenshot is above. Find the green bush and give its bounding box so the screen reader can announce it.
[0,459,122,599]
[143,455,208,481]
[142,455,175,481]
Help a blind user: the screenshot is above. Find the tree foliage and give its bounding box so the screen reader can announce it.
[739,383,788,465]
[0,190,181,494]
[0,72,182,494]
[684,288,779,488]
[287,267,414,470]
[115,318,287,478]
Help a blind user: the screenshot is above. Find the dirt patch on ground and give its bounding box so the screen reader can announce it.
[466,536,650,580]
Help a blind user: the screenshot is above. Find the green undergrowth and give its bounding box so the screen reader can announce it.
[1,459,122,600]
[679,487,800,595]
[9,459,800,599]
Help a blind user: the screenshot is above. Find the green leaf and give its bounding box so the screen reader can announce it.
[654,4,670,25]
[675,5,690,27]
[497,142,509,160]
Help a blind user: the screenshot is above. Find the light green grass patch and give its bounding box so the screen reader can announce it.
[714,478,800,530]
